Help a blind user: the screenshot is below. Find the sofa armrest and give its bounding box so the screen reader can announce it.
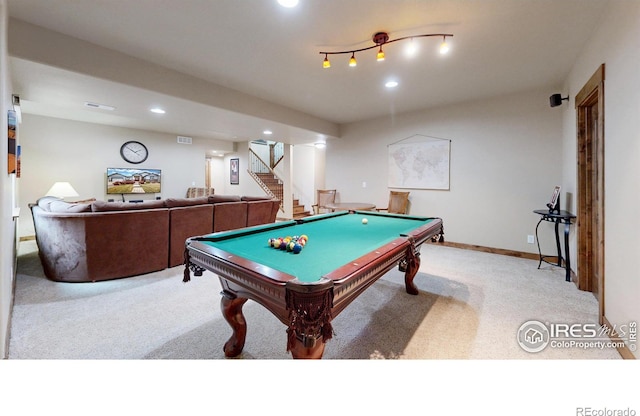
[31,206,169,282]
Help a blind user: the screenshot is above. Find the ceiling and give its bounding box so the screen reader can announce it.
[7,0,610,148]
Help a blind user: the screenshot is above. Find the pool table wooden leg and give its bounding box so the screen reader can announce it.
[399,243,421,295]
[221,291,248,358]
[288,336,326,359]
[285,283,334,359]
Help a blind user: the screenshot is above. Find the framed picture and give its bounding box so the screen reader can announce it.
[548,185,561,211]
[8,110,17,175]
[230,158,239,185]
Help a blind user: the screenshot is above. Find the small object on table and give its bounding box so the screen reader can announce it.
[362,218,368,224]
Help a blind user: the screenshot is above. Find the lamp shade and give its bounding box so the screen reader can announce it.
[46,182,79,199]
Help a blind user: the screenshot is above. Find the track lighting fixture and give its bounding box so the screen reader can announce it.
[320,31,453,68]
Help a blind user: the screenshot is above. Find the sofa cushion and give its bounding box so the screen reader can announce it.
[48,200,92,213]
[165,196,209,207]
[208,195,241,203]
[91,200,166,212]
[241,195,271,201]
[36,196,62,211]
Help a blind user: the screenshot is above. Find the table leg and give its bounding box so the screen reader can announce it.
[398,241,421,295]
[285,285,334,359]
[221,291,248,358]
[563,221,571,282]
[554,220,562,267]
[535,218,545,269]
[288,335,326,359]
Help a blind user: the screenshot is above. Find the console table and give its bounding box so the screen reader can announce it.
[533,209,576,282]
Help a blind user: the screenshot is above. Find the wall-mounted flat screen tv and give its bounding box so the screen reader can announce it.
[106,168,162,195]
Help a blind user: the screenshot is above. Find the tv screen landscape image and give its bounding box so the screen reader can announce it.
[106,168,162,195]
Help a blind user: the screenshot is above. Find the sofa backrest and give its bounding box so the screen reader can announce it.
[212,201,248,232]
[246,199,280,227]
[168,204,214,267]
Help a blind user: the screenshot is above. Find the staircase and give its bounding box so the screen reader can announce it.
[293,197,311,219]
[248,146,311,218]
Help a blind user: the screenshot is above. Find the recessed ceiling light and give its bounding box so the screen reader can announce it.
[263,130,273,135]
[150,107,166,114]
[385,81,399,88]
[278,0,299,7]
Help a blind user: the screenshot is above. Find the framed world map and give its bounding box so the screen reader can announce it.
[388,135,450,190]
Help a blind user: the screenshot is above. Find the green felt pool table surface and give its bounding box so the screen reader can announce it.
[195,211,438,283]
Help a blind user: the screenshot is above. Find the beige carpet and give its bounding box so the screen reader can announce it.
[8,240,620,360]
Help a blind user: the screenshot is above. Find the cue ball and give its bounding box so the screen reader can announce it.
[362,218,368,224]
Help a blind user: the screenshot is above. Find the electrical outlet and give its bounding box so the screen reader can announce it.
[527,235,535,244]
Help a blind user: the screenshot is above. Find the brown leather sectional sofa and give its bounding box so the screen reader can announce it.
[30,194,280,282]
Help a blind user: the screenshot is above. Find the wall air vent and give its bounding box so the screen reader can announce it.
[84,101,115,111]
[177,136,193,144]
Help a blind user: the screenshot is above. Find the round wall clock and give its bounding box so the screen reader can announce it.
[120,140,148,164]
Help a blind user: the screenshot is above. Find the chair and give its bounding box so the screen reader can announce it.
[377,191,410,214]
[185,187,215,198]
[312,189,336,214]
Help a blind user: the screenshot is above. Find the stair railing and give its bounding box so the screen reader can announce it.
[271,142,284,169]
[248,148,284,211]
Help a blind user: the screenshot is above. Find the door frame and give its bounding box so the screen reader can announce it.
[575,64,605,322]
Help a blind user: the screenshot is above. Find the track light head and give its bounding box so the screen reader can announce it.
[323,54,331,69]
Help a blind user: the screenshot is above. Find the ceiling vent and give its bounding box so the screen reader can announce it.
[177,136,192,144]
[84,101,115,111]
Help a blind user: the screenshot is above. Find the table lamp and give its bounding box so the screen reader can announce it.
[46,182,79,199]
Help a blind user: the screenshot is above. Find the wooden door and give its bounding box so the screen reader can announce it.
[576,64,605,322]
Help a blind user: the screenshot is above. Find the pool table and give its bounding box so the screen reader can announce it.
[183,210,444,359]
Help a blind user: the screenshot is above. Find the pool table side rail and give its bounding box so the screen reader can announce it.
[328,217,443,315]
[186,240,299,324]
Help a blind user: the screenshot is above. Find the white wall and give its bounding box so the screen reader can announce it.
[561,2,640,345]
[208,156,225,194]
[326,88,563,254]
[17,114,234,237]
[0,0,13,359]
[292,144,317,212]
